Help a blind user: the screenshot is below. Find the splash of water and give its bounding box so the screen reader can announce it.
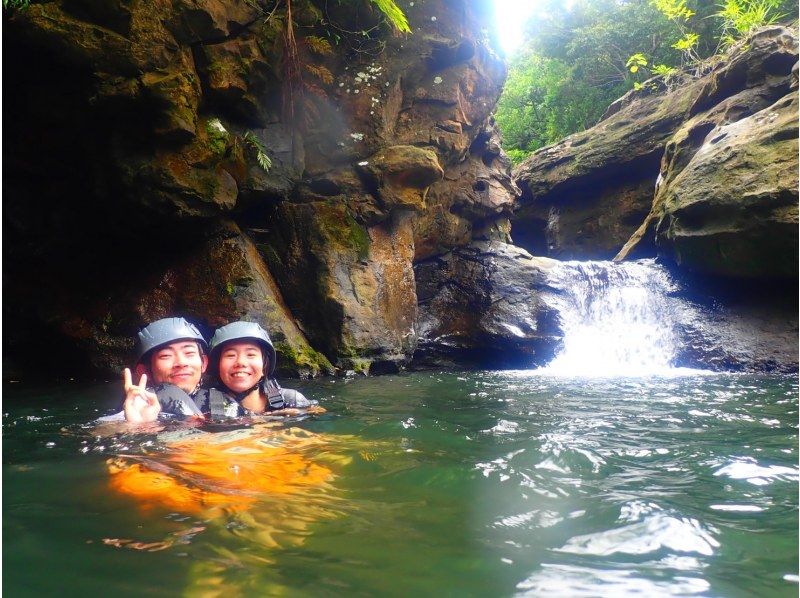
[538,259,705,377]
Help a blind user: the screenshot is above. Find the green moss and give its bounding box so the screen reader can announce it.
[275,341,334,373]
[275,342,332,370]
[205,118,230,156]
[315,202,370,260]
[344,211,370,260]
[350,358,372,375]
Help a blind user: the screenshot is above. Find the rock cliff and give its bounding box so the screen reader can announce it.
[4,0,515,378]
[514,26,798,276]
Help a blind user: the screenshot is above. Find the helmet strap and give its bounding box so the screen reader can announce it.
[233,376,265,403]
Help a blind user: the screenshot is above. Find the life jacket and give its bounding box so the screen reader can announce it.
[212,378,302,417]
[154,383,226,418]
[155,379,305,419]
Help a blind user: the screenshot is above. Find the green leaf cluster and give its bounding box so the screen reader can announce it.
[370,0,411,33]
[242,131,272,173]
[496,0,797,164]
[3,0,29,10]
[495,50,626,162]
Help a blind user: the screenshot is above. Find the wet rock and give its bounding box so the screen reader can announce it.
[358,145,444,211]
[141,48,201,141]
[414,241,563,369]
[197,35,277,127]
[654,93,799,279]
[168,0,259,44]
[415,120,517,260]
[4,0,518,379]
[515,26,798,262]
[671,277,799,373]
[616,27,798,268]
[255,202,417,374]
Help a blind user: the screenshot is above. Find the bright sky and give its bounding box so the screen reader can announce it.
[493,0,540,56]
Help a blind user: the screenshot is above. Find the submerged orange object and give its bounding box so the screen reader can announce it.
[107,425,334,515]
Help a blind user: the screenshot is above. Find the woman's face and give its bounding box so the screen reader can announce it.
[218,342,265,393]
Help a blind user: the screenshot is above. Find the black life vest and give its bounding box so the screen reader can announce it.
[155,380,303,419]
[154,384,226,418]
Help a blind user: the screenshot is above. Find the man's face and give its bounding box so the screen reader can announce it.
[141,341,208,393]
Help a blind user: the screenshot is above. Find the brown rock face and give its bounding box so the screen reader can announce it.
[653,92,798,279]
[4,0,514,379]
[514,26,798,265]
[414,241,562,368]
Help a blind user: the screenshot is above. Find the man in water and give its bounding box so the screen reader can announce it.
[122,317,210,422]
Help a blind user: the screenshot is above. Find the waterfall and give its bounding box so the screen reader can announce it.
[539,259,703,377]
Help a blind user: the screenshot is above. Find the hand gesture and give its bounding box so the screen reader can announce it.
[122,368,161,423]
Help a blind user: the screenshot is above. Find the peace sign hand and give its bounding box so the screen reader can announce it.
[122,368,161,423]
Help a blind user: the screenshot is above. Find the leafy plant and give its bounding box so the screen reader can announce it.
[716,0,785,47]
[651,0,695,21]
[652,63,677,76]
[304,35,333,55]
[242,131,272,172]
[496,0,796,163]
[627,53,648,73]
[370,0,411,33]
[3,0,29,10]
[305,64,334,84]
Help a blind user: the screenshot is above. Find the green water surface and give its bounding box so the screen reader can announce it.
[3,372,798,596]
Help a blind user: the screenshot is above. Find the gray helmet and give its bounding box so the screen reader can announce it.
[136,317,207,364]
[209,321,277,377]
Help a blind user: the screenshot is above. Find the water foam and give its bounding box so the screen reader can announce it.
[535,259,710,377]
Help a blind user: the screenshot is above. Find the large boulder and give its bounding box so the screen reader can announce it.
[653,92,798,279]
[414,241,563,368]
[253,202,418,374]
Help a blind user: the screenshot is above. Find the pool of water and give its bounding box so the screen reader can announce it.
[4,372,798,596]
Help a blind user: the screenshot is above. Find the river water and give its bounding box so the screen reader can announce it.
[4,371,797,596]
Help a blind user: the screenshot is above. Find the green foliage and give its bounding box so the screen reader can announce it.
[205,118,230,156]
[627,53,648,73]
[652,63,678,76]
[3,0,29,9]
[495,49,626,162]
[672,31,700,51]
[716,0,785,46]
[370,0,411,33]
[496,0,796,163]
[242,131,272,172]
[651,0,695,20]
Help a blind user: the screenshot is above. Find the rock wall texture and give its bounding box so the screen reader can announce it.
[511,26,798,373]
[414,241,562,369]
[514,26,798,276]
[4,0,515,378]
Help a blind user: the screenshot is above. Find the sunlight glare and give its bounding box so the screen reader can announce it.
[493,0,539,56]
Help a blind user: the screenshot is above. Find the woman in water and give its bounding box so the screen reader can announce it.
[207,321,323,418]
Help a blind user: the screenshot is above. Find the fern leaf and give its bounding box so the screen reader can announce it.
[242,131,272,173]
[305,35,333,55]
[370,0,411,33]
[256,150,272,172]
[305,64,334,85]
[303,80,329,99]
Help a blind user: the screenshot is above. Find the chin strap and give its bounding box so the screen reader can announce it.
[262,378,285,410]
[230,377,285,411]
[233,378,262,403]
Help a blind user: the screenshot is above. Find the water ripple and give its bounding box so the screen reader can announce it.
[556,512,720,557]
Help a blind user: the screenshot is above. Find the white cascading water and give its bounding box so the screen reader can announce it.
[539,258,697,377]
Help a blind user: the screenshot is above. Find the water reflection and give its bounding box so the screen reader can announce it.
[3,372,798,596]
